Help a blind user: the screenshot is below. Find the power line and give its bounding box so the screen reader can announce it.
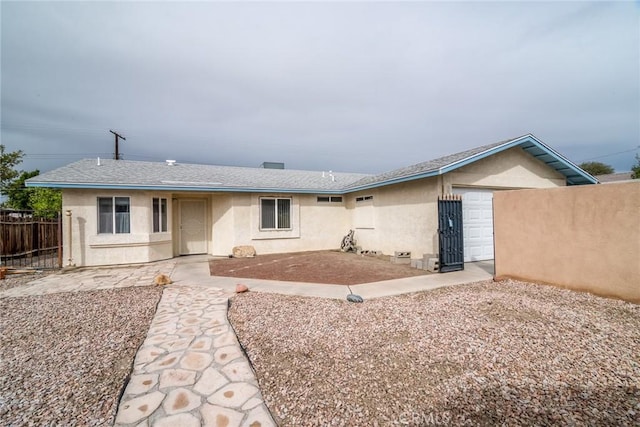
[579,146,640,162]
[24,152,158,161]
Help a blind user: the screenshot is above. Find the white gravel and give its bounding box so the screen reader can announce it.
[228,279,640,426]
[0,279,162,426]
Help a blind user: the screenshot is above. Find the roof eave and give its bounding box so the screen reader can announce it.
[438,134,597,185]
[518,135,599,185]
[344,170,441,193]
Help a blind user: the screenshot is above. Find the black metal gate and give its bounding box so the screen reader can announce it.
[438,195,464,272]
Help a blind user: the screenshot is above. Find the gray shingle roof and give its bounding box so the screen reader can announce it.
[28,159,370,193]
[594,172,633,183]
[27,134,597,192]
[345,137,519,190]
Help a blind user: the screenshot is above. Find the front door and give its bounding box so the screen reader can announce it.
[179,199,207,255]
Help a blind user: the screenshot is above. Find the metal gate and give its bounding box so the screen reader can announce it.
[0,210,62,269]
[438,195,464,272]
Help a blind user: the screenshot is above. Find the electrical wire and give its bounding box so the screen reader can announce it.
[579,146,640,162]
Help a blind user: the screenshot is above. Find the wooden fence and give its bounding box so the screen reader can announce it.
[0,210,62,269]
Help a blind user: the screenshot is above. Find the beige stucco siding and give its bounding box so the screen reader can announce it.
[209,194,236,256]
[62,189,351,266]
[347,179,441,257]
[494,182,640,303]
[210,193,350,256]
[346,147,567,258]
[445,146,566,190]
[63,189,173,267]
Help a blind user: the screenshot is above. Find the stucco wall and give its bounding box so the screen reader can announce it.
[445,146,566,191]
[494,182,640,303]
[344,147,567,259]
[347,179,440,257]
[210,193,350,256]
[63,189,173,267]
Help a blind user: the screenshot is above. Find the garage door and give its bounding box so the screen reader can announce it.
[452,188,494,262]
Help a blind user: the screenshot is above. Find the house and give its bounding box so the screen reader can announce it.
[594,172,634,183]
[26,134,597,267]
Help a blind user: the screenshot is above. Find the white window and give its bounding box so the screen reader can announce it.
[260,197,291,230]
[152,198,168,233]
[98,197,130,234]
[356,195,373,202]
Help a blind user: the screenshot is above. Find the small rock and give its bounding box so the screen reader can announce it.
[232,245,256,258]
[236,284,249,293]
[347,294,363,303]
[154,274,172,286]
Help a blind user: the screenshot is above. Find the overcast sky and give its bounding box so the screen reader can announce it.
[2,1,638,176]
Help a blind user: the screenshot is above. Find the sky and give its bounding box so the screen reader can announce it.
[1,1,639,176]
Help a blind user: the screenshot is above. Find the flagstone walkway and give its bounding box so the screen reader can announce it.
[114,284,274,427]
[0,260,276,427]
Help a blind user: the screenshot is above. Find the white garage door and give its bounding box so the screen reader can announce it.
[452,188,495,262]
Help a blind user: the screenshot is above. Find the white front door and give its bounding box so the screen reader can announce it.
[453,188,495,262]
[179,199,207,255]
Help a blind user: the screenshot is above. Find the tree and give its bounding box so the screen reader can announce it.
[4,170,39,210]
[632,154,640,179]
[578,161,614,176]
[0,145,24,198]
[0,145,62,216]
[29,187,62,218]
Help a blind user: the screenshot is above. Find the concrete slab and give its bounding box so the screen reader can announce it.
[351,262,493,299]
[171,255,494,300]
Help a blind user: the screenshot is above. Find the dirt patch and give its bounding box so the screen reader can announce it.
[209,250,430,285]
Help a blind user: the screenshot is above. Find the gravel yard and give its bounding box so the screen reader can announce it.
[229,279,640,426]
[0,278,162,426]
[0,271,51,293]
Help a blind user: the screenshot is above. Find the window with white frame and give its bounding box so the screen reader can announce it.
[152,197,168,233]
[98,197,130,234]
[260,197,291,230]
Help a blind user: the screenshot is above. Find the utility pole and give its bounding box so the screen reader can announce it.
[109,130,126,160]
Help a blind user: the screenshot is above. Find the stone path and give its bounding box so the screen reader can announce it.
[0,260,178,298]
[114,284,275,427]
[0,260,276,426]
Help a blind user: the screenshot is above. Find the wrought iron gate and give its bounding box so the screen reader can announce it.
[438,195,464,272]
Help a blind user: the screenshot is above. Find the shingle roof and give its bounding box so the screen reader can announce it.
[594,172,634,183]
[344,138,517,190]
[28,159,369,193]
[345,133,597,189]
[27,134,597,192]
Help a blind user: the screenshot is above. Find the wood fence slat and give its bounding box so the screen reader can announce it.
[1,210,61,269]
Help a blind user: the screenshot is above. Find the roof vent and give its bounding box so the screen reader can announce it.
[322,170,335,181]
[166,160,176,166]
[261,162,284,169]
